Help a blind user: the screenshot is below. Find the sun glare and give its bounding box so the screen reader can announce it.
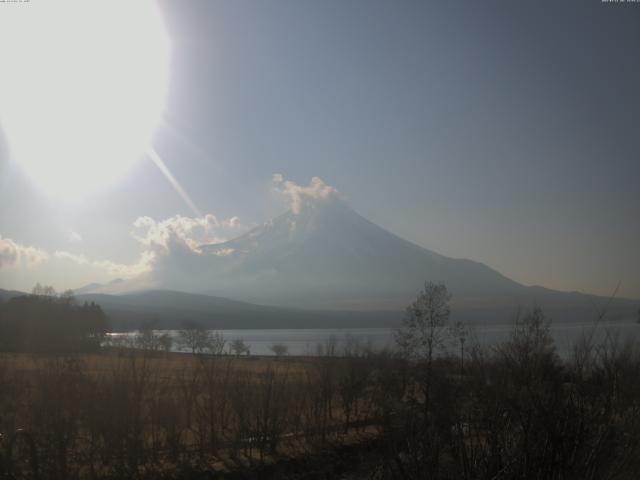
[0,0,169,199]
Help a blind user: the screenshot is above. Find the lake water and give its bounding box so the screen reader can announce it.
[110,321,640,357]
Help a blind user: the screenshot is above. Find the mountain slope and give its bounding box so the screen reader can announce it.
[198,199,521,308]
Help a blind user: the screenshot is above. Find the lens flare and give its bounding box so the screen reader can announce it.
[0,0,170,200]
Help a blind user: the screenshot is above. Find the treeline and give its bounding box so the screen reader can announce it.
[0,284,108,353]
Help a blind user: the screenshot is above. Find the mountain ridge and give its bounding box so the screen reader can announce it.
[2,285,637,331]
[68,197,639,323]
[0,288,400,329]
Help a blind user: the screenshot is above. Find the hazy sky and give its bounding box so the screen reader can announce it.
[0,0,639,298]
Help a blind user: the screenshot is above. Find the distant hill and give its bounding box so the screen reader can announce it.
[0,289,24,302]
[2,286,636,331]
[74,278,125,295]
[0,288,399,330]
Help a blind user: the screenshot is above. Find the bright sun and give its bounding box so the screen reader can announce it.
[0,0,169,199]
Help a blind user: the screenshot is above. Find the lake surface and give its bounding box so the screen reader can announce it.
[110,321,640,357]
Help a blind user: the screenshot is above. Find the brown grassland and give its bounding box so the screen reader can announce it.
[2,323,640,480]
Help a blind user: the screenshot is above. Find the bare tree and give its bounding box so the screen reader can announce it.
[396,281,451,363]
[316,335,338,357]
[158,333,173,352]
[270,343,288,357]
[448,321,470,374]
[136,323,162,351]
[177,323,223,355]
[31,283,57,298]
[204,331,226,355]
[229,338,250,356]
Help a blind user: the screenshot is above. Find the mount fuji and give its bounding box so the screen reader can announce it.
[197,198,522,309]
[79,194,637,324]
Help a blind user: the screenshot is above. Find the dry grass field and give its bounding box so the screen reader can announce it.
[0,347,383,479]
[3,315,640,479]
[0,349,313,378]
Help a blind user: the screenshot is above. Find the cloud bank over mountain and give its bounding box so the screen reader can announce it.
[1,175,329,292]
[0,201,249,291]
[132,214,244,254]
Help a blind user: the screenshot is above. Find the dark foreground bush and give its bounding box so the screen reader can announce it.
[374,309,640,480]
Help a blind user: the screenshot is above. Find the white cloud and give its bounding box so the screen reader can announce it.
[272,174,340,214]
[132,213,244,254]
[0,234,49,269]
[54,250,155,277]
[211,247,235,257]
[0,211,245,287]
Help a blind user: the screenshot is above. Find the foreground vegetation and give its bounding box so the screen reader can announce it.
[0,319,639,478]
[1,283,640,479]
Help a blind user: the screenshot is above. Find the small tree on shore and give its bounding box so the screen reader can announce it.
[205,331,226,355]
[158,333,173,352]
[230,338,250,356]
[270,343,288,358]
[137,321,162,351]
[178,322,208,354]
